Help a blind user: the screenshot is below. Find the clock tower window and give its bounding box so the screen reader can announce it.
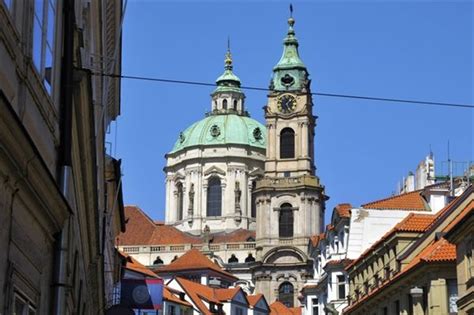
[279,203,294,238]
[280,128,295,159]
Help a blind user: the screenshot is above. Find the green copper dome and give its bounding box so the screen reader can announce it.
[171,114,266,153]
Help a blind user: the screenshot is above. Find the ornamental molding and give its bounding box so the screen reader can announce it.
[203,166,226,177]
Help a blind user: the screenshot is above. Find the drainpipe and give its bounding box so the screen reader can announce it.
[53,0,75,314]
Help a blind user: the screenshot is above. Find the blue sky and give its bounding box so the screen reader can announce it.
[114,1,473,223]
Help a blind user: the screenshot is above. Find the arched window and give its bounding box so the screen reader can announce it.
[153,256,163,265]
[233,100,237,110]
[207,177,222,216]
[251,181,257,218]
[245,253,255,263]
[280,128,295,159]
[176,182,183,221]
[228,254,238,264]
[279,282,294,307]
[279,203,293,238]
[223,99,228,109]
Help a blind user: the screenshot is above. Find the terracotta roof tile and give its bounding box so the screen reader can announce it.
[163,286,192,307]
[155,249,238,281]
[270,301,300,315]
[324,259,354,268]
[119,206,255,245]
[362,190,428,211]
[175,277,219,315]
[214,287,246,303]
[335,203,352,218]
[247,294,264,307]
[344,237,455,313]
[121,252,159,278]
[346,213,436,270]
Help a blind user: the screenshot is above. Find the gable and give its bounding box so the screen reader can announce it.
[254,298,269,311]
[232,290,248,305]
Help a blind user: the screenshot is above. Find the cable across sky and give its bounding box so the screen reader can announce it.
[91,72,474,110]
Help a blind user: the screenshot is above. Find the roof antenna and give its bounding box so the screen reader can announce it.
[448,140,454,196]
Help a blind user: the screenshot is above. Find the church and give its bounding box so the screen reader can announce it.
[118,12,327,307]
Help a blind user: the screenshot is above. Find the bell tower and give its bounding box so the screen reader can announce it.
[253,9,328,306]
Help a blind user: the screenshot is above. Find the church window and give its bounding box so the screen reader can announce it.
[223,99,228,109]
[176,182,183,220]
[207,177,222,216]
[228,254,238,264]
[233,100,237,110]
[245,253,255,263]
[278,282,294,307]
[251,181,257,218]
[153,256,163,265]
[279,203,293,238]
[280,128,295,158]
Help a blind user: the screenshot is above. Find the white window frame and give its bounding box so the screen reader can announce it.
[12,292,36,315]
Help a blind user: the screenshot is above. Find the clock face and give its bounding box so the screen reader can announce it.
[277,94,297,113]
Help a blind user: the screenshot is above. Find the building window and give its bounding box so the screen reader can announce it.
[176,182,183,220]
[280,128,295,158]
[394,300,400,314]
[245,253,255,263]
[278,282,294,307]
[382,307,388,315]
[233,100,237,110]
[337,275,346,300]
[312,298,319,314]
[207,177,222,216]
[13,293,36,315]
[33,0,57,94]
[228,254,238,264]
[235,308,243,315]
[223,99,227,109]
[167,304,176,315]
[279,203,293,238]
[447,279,458,314]
[251,180,256,218]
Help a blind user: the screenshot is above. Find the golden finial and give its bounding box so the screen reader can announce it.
[225,37,233,69]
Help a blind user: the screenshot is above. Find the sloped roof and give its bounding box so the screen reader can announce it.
[119,206,255,245]
[214,287,248,305]
[343,237,455,314]
[163,286,192,307]
[335,203,352,218]
[269,301,302,315]
[346,213,436,270]
[120,252,159,278]
[362,190,428,211]
[175,277,220,315]
[444,200,474,234]
[247,294,265,308]
[155,249,238,280]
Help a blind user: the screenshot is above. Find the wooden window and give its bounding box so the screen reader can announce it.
[280,128,295,158]
[337,275,346,299]
[278,282,294,307]
[279,203,293,238]
[207,177,222,216]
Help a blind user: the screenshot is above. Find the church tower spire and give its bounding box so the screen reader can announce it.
[253,8,327,306]
[210,41,247,116]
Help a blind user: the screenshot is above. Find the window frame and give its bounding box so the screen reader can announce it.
[279,128,295,159]
[206,177,222,217]
[278,282,294,308]
[176,182,184,221]
[278,203,294,238]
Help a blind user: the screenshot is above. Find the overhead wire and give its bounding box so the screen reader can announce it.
[91,72,474,110]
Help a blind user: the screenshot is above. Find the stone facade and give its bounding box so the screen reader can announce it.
[0,1,124,314]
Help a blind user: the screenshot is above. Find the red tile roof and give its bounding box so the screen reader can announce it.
[163,286,192,307]
[270,301,302,315]
[155,249,238,281]
[175,277,220,315]
[344,237,456,313]
[324,259,354,268]
[335,203,352,218]
[247,294,265,307]
[121,252,159,278]
[215,287,247,304]
[346,213,436,270]
[362,190,428,211]
[118,206,255,246]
